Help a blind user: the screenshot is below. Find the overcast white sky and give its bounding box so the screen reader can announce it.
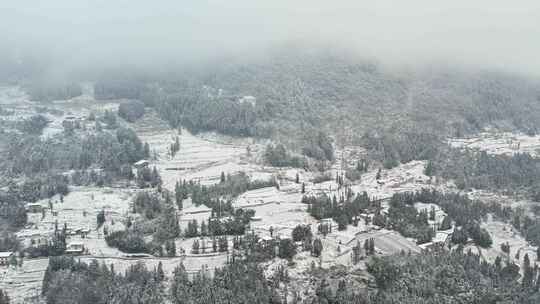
[1,0,539,75]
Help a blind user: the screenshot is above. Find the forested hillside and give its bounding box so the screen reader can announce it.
[94,50,540,149]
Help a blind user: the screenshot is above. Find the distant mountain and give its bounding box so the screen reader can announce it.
[169,49,540,143]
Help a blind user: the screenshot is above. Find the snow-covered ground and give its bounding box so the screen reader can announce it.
[0,84,121,140]
[0,86,33,106]
[133,110,258,189]
[479,215,538,269]
[16,186,134,257]
[3,84,540,302]
[449,132,540,157]
[0,258,48,304]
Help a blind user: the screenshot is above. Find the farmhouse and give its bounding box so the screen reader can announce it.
[419,228,454,251]
[183,204,212,215]
[319,218,335,231]
[0,251,13,266]
[133,160,150,169]
[258,235,273,243]
[65,242,85,254]
[30,235,49,247]
[80,228,91,238]
[238,96,256,106]
[26,203,43,213]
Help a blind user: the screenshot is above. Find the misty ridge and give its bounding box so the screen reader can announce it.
[1,1,540,144]
[9,45,540,145]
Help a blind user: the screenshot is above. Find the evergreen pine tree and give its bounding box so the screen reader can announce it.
[192,240,200,254]
[364,240,370,255]
[523,253,534,288]
[220,172,226,183]
[424,161,434,177]
[0,289,10,304]
[312,238,323,257]
[157,261,165,282]
[144,142,150,158]
[429,206,436,221]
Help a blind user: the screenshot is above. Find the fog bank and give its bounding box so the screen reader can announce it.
[1,0,540,77]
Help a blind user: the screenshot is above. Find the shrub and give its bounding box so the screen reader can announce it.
[105,230,148,253]
[278,239,297,260]
[118,100,146,122]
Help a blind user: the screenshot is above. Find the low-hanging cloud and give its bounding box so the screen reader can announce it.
[1,0,540,77]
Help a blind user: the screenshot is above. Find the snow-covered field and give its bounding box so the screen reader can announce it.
[449,132,540,157]
[460,215,539,278]
[0,85,121,140]
[449,132,540,272]
[16,187,134,256]
[0,258,48,304]
[133,110,259,189]
[0,86,33,106]
[480,216,538,266]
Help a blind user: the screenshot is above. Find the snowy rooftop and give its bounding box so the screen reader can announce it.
[26,203,43,207]
[68,242,84,246]
[432,231,451,243]
[182,204,211,214]
[134,160,149,166]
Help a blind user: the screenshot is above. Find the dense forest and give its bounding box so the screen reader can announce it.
[118,100,146,122]
[91,50,540,147]
[388,189,492,246]
[433,150,540,193]
[38,245,540,304]
[365,248,540,304]
[174,172,277,213]
[26,82,82,102]
[303,190,374,231]
[4,127,148,176]
[82,51,540,176]
[41,234,293,304]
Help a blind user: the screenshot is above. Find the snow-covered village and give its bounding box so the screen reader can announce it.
[2,2,540,303]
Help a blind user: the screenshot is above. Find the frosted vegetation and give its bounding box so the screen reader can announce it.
[1,51,540,303]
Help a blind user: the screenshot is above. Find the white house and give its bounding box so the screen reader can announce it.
[26,203,43,213]
[0,252,13,266]
[133,160,150,169]
[65,242,85,254]
[238,96,256,106]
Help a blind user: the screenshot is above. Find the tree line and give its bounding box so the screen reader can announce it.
[387,189,493,247]
[174,172,277,213]
[303,190,374,231]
